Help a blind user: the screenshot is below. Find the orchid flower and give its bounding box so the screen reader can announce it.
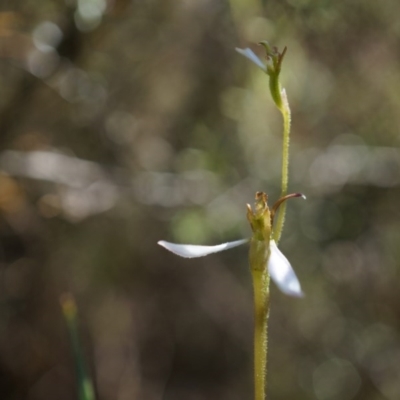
[235,42,287,78]
[158,191,305,297]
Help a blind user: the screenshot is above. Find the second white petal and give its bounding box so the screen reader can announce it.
[268,240,303,297]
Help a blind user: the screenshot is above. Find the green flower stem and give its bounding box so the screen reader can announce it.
[251,268,270,400]
[273,93,291,244]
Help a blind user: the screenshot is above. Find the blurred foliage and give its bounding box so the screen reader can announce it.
[0,1,400,400]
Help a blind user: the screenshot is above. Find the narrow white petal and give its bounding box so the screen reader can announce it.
[268,240,303,297]
[235,48,267,71]
[158,239,248,258]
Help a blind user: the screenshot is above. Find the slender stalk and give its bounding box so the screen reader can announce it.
[251,268,270,400]
[272,95,291,243]
[60,293,95,400]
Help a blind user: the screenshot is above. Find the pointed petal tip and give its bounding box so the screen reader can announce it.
[288,289,305,298]
[282,286,304,298]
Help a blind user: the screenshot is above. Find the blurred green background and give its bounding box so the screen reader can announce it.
[1,1,400,399]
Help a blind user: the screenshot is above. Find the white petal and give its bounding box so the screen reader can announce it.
[158,239,248,258]
[235,48,267,71]
[268,240,303,297]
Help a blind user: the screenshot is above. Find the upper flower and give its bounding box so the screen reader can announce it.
[236,42,287,76]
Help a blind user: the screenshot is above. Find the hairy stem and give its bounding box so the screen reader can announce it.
[272,90,291,244]
[252,269,270,400]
